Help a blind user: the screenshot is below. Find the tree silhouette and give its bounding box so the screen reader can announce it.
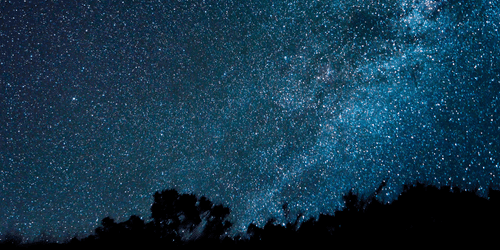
[149,189,232,243]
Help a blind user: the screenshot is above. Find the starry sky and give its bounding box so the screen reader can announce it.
[2,0,500,242]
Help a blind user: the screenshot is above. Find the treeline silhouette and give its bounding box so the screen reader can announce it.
[246,182,500,247]
[3,182,500,248]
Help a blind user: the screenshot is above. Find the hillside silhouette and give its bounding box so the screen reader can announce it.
[245,182,500,247]
[3,182,500,248]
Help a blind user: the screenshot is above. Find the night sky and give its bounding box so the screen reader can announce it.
[2,0,500,242]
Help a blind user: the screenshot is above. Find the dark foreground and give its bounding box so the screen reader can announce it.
[3,182,500,249]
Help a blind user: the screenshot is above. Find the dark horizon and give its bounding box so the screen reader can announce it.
[3,181,500,247]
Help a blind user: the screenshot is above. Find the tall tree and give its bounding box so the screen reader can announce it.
[150,189,232,242]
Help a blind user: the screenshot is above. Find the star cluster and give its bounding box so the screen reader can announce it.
[1,0,500,241]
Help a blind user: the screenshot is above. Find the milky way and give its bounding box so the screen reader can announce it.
[2,0,500,241]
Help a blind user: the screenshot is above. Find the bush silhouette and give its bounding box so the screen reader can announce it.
[0,230,23,249]
[93,215,149,246]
